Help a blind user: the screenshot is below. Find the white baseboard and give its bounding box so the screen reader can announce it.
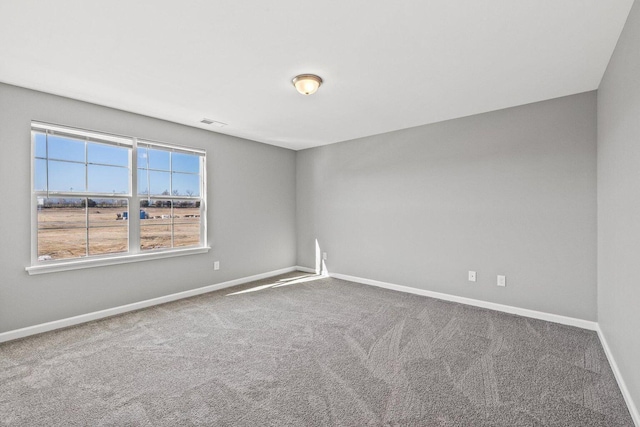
[329,272,598,331]
[0,266,301,344]
[596,326,640,427]
[295,265,317,274]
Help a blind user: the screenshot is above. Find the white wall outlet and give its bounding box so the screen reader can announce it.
[322,252,328,261]
[497,275,506,287]
[468,271,477,282]
[214,261,220,270]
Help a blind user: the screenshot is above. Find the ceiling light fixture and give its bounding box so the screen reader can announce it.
[292,74,323,95]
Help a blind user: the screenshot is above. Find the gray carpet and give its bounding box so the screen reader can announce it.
[0,272,634,426]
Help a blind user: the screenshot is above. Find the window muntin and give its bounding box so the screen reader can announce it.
[32,122,206,265]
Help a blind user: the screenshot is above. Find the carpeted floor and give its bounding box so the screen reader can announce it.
[0,272,634,426]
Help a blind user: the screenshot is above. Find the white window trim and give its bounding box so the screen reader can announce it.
[28,121,208,274]
[25,246,211,275]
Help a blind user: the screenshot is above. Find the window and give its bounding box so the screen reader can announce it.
[137,141,203,250]
[30,122,207,272]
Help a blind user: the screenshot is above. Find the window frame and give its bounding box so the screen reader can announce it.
[135,139,206,252]
[27,121,209,275]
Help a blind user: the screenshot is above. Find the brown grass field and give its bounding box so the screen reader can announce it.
[38,207,201,260]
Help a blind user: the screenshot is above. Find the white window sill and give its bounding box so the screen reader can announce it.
[25,246,211,275]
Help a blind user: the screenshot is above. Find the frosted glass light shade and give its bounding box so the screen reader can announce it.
[292,74,323,95]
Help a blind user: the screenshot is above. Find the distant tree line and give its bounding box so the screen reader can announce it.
[40,199,127,208]
[41,199,200,209]
[140,200,200,208]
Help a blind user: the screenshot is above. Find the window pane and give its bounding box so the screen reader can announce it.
[47,135,85,162]
[37,198,86,229]
[37,198,87,261]
[88,143,129,167]
[137,169,149,195]
[138,169,170,196]
[148,170,171,195]
[34,159,47,191]
[172,152,200,173]
[38,228,86,260]
[140,200,172,250]
[48,160,86,193]
[88,199,129,227]
[140,225,172,250]
[171,172,200,197]
[148,148,170,171]
[88,164,129,194]
[88,226,128,256]
[174,201,200,248]
[137,147,149,169]
[141,201,171,224]
[173,200,200,223]
[174,222,200,248]
[35,132,47,158]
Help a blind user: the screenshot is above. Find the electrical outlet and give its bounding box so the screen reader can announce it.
[497,275,506,287]
[468,271,477,282]
[322,252,327,261]
[214,261,220,270]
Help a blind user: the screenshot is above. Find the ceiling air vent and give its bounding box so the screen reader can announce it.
[200,118,227,127]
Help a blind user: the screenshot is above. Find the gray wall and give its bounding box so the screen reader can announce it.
[297,92,597,320]
[598,0,640,414]
[0,83,297,333]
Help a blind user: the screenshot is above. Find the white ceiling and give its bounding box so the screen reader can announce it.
[0,1,634,150]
